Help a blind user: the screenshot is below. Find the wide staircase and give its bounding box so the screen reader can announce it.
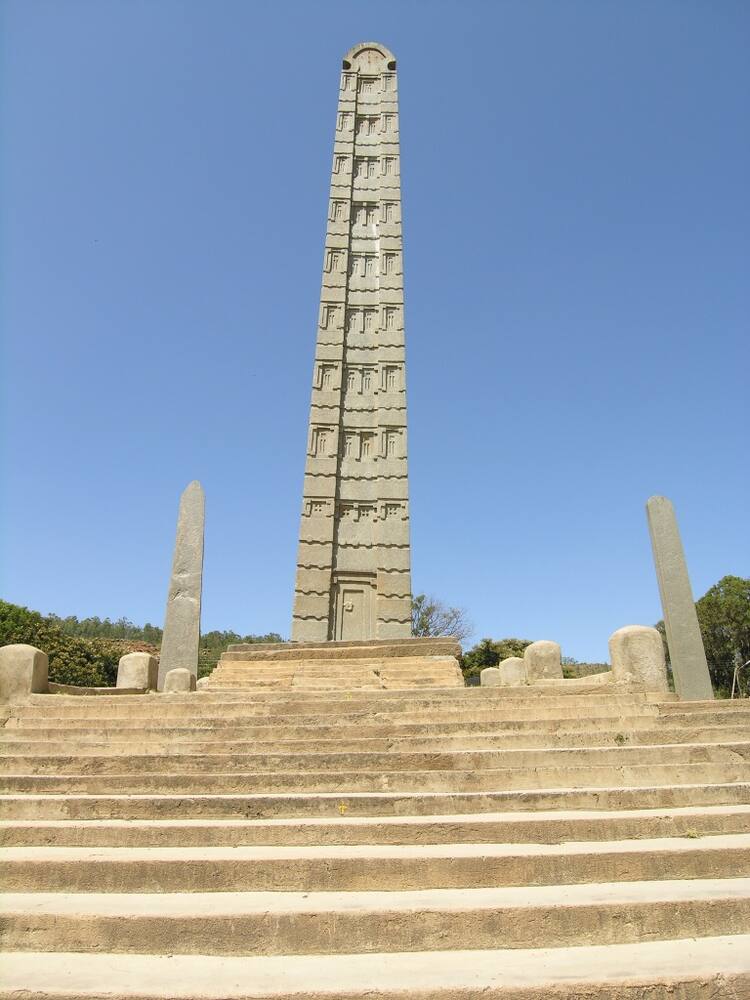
[1,680,750,997]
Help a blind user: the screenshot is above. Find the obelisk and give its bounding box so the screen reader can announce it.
[292,43,411,642]
[157,481,205,688]
[646,495,713,700]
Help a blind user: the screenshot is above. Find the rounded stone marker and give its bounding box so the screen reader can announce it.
[196,677,210,689]
[0,644,49,703]
[524,640,563,682]
[480,667,502,687]
[163,667,197,693]
[609,625,669,693]
[117,653,158,691]
[499,656,527,687]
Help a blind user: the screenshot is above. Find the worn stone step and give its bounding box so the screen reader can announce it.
[2,761,745,795]
[3,935,749,999]
[4,805,750,848]
[4,835,750,893]
[3,782,748,821]
[4,726,748,756]
[2,741,747,775]
[4,714,669,738]
[3,878,750,955]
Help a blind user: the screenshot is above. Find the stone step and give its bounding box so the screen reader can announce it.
[4,835,750,893]
[4,782,748,821]
[3,725,747,755]
[4,804,749,847]
[3,878,750,955]
[3,935,749,999]
[2,741,747,775]
[5,713,670,737]
[2,762,746,796]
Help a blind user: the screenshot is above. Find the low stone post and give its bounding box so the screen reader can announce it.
[646,495,713,700]
[157,481,205,690]
[524,641,563,681]
[117,653,158,691]
[498,657,527,686]
[0,644,49,702]
[163,667,196,693]
[609,626,669,693]
[480,667,502,687]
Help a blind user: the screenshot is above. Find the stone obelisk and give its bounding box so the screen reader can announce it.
[157,481,205,688]
[646,495,713,700]
[292,43,411,642]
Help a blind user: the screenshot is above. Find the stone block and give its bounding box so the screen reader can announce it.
[196,677,210,689]
[116,653,158,691]
[499,656,527,686]
[524,640,563,682]
[0,644,48,703]
[480,667,502,687]
[162,668,197,693]
[609,626,669,693]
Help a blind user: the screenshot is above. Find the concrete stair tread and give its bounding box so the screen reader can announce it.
[1,936,749,998]
[6,831,750,861]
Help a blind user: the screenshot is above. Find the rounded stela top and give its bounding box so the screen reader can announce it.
[342,42,396,71]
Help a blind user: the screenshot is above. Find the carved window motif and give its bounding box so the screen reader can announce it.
[334,155,349,174]
[383,74,395,93]
[383,306,398,330]
[382,252,398,275]
[384,502,402,519]
[337,111,353,131]
[341,73,356,92]
[357,76,379,95]
[317,364,335,389]
[384,365,398,391]
[344,433,359,459]
[325,249,344,273]
[362,368,373,392]
[363,309,377,332]
[349,254,377,278]
[360,504,376,520]
[310,500,327,516]
[356,115,379,137]
[382,113,396,133]
[330,200,347,222]
[346,368,359,392]
[321,304,338,329]
[312,427,331,457]
[381,202,396,223]
[345,308,359,334]
[381,156,397,177]
[351,202,377,228]
[361,432,375,457]
[354,157,378,179]
[384,429,399,458]
[339,502,356,519]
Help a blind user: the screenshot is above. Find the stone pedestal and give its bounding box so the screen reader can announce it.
[0,644,48,702]
[525,641,563,681]
[498,657,527,686]
[609,626,669,693]
[117,653,158,691]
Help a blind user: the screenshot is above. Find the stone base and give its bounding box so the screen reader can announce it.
[209,637,464,691]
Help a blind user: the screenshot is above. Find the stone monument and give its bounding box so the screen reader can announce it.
[646,495,713,700]
[157,480,205,689]
[291,42,411,643]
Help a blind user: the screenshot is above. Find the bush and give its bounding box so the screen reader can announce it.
[0,600,128,687]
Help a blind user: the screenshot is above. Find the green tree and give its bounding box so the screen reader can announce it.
[411,595,472,643]
[656,575,750,695]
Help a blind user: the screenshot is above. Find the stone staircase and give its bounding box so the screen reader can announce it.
[1,682,750,997]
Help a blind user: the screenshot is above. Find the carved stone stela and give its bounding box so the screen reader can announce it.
[292,43,412,642]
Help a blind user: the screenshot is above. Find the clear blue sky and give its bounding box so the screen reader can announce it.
[1,0,748,661]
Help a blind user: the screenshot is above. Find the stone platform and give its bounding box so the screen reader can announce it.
[1,681,750,996]
[207,637,464,690]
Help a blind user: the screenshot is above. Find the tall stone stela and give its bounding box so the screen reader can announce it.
[646,495,713,701]
[292,43,412,643]
[157,481,205,689]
